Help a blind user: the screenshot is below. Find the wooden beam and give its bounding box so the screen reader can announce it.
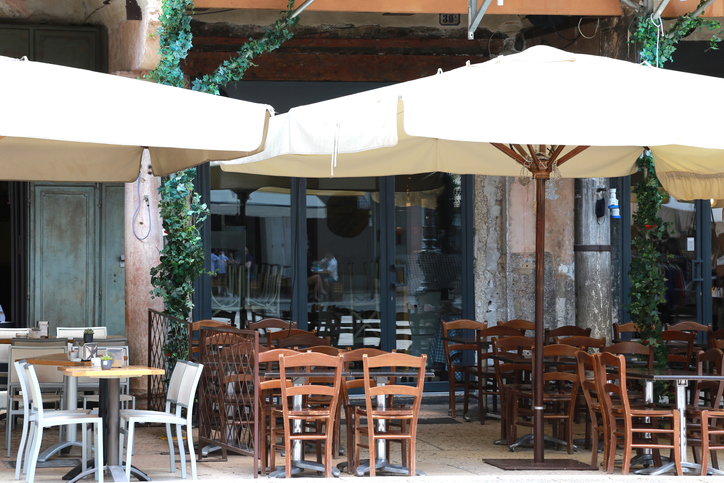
[195,0,624,15]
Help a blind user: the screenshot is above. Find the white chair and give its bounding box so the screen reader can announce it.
[56,326,108,339]
[6,346,66,457]
[13,360,92,481]
[120,361,203,480]
[19,361,104,483]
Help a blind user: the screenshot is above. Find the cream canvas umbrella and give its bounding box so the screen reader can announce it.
[0,55,272,182]
[220,45,724,467]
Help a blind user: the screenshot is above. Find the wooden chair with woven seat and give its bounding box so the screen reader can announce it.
[491,335,534,444]
[661,329,696,370]
[270,351,343,478]
[354,352,426,477]
[545,325,592,345]
[682,348,724,474]
[497,319,535,336]
[441,319,485,421]
[508,343,580,453]
[339,348,394,474]
[306,346,345,459]
[256,348,300,475]
[476,325,526,421]
[595,352,682,475]
[575,350,608,470]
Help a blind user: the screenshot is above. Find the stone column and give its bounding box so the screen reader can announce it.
[574,178,612,340]
[125,155,164,397]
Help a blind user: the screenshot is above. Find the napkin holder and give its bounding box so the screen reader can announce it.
[81,343,97,361]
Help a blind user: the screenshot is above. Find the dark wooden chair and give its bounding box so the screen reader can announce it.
[248,318,297,339]
[271,351,343,478]
[545,325,591,345]
[492,335,534,444]
[595,352,682,475]
[661,329,696,370]
[441,319,485,420]
[612,321,639,342]
[497,319,535,336]
[256,348,299,475]
[267,328,317,348]
[554,335,606,352]
[709,328,724,350]
[354,352,426,477]
[576,350,608,470]
[275,332,330,350]
[509,343,580,454]
[188,319,232,361]
[340,348,389,474]
[476,325,525,420]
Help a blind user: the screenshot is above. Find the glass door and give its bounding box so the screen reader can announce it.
[393,173,463,373]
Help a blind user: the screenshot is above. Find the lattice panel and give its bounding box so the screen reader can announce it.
[147,309,189,411]
[198,326,259,476]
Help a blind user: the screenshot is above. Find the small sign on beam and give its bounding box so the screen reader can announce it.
[439,14,461,25]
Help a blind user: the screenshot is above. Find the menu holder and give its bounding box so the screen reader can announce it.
[106,347,124,368]
[81,343,97,361]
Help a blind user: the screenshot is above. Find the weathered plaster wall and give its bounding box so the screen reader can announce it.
[108,1,161,73]
[124,153,164,395]
[474,176,575,329]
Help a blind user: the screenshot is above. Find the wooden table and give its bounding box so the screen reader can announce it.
[59,365,165,483]
[25,353,90,461]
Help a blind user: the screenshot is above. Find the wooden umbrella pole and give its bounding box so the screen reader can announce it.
[534,175,546,463]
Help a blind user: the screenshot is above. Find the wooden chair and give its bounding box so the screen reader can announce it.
[248,318,297,339]
[595,352,682,475]
[271,352,343,478]
[497,319,535,336]
[709,328,724,350]
[267,328,318,348]
[509,343,580,453]
[554,335,606,352]
[354,352,426,477]
[545,325,591,345]
[441,319,485,420]
[491,336,534,443]
[683,348,724,473]
[306,345,344,457]
[601,340,653,403]
[275,332,330,350]
[257,348,299,475]
[340,348,389,474]
[188,319,232,361]
[612,321,639,342]
[476,325,525,420]
[661,329,696,370]
[575,350,608,470]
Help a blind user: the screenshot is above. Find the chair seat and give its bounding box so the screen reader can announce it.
[120,410,185,425]
[84,394,134,402]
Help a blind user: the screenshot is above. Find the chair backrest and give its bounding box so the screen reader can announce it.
[441,319,484,368]
[612,321,638,341]
[553,335,606,352]
[601,340,654,371]
[9,346,67,384]
[267,328,316,348]
[594,352,632,424]
[575,350,602,424]
[661,329,696,369]
[174,361,204,418]
[12,338,69,347]
[56,326,108,338]
[248,318,297,338]
[22,362,49,421]
[691,348,724,408]
[492,335,534,387]
[545,325,592,345]
[306,345,343,356]
[362,352,426,419]
[0,328,29,339]
[278,352,343,420]
[665,321,710,334]
[497,319,535,334]
[275,332,329,350]
[13,360,31,417]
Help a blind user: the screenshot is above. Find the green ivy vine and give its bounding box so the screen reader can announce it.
[630,0,721,68]
[148,0,298,372]
[627,153,671,370]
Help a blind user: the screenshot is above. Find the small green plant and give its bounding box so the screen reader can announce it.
[100,354,113,361]
[84,329,94,335]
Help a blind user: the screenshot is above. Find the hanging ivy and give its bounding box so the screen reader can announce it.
[148,0,298,371]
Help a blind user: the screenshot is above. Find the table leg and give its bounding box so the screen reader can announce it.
[39,375,83,462]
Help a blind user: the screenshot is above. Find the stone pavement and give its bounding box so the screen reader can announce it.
[0,398,704,482]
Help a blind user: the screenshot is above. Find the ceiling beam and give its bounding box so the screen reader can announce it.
[468,0,494,40]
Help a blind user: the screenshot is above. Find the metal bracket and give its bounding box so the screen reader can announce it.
[468,0,494,40]
[652,0,671,19]
[291,0,316,18]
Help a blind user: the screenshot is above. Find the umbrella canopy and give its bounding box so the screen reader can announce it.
[219,45,724,465]
[220,45,724,200]
[0,55,272,182]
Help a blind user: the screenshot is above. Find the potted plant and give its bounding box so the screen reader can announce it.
[83,328,94,344]
[100,354,113,370]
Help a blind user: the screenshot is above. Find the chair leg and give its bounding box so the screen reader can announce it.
[345,408,354,474]
[448,371,456,417]
[176,424,187,479]
[14,413,30,480]
[125,422,135,482]
[81,423,88,474]
[165,423,175,473]
[26,425,43,483]
[186,425,198,480]
[95,421,104,483]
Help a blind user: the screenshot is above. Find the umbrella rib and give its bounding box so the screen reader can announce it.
[491,143,528,166]
[556,145,590,167]
[547,145,565,165]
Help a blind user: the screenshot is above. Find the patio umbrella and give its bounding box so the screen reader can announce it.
[219,45,724,467]
[0,55,272,182]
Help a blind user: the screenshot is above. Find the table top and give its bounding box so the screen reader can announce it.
[26,352,90,367]
[625,367,724,381]
[59,365,164,379]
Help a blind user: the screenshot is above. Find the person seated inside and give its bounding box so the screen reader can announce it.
[320,251,338,297]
